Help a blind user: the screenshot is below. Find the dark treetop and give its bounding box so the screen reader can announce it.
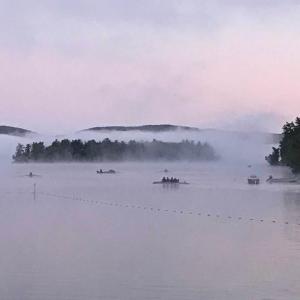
[265,117,300,173]
[12,138,217,162]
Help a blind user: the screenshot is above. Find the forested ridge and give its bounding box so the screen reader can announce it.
[0,125,32,136]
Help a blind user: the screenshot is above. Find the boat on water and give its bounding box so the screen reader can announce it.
[248,175,260,185]
[266,176,299,184]
[25,172,41,178]
[153,177,189,185]
[96,169,116,174]
[153,181,189,185]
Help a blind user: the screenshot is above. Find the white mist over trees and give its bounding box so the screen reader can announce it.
[0,128,274,165]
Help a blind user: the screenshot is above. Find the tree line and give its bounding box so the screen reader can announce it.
[12,138,217,162]
[265,117,300,173]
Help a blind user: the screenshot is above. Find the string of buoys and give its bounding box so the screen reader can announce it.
[35,190,300,227]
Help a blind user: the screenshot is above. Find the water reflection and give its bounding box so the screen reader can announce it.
[1,162,300,299]
[161,183,180,190]
[283,191,300,243]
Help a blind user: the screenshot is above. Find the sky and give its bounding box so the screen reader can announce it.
[0,0,299,133]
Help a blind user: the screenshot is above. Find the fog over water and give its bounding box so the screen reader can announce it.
[0,131,300,299]
[1,128,272,163]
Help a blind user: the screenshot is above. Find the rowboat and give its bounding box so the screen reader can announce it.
[153,181,189,185]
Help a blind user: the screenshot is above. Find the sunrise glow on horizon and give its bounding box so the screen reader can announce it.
[1,1,299,132]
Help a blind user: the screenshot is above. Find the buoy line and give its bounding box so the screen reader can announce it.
[0,190,35,199]
[36,191,300,227]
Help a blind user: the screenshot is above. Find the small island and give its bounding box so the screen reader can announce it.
[265,117,300,173]
[12,138,217,162]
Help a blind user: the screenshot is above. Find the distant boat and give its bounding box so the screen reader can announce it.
[22,172,41,178]
[248,175,260,185]
[96,169,116,174]
[266,176,299,184]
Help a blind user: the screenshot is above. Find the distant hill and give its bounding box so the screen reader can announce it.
[81,124,281,143]
[82,124,199,132]
[0,125,33,137]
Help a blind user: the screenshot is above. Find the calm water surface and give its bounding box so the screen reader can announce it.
[0,162,299,300]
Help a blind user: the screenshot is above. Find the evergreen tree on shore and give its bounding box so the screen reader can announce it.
[266,117,300,173]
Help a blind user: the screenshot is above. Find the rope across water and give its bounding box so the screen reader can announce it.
[36,191,300,227]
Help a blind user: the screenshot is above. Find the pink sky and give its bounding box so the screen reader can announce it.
[0,1,299,133]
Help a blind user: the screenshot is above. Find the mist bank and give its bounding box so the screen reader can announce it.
[82,124,199,132]
[0,124,282,144]
[12,138,217,162]
[82,125,280,143]
[0,126,277,164]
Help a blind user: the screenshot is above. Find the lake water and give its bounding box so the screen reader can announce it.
[0,161,300,300]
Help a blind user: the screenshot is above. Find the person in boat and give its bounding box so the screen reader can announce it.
[171,177,178,183]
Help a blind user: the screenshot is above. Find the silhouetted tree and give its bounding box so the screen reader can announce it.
[12,144,26,162]
[31,142,45,161]
[265,147,280,165]
[266,117,300,173]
